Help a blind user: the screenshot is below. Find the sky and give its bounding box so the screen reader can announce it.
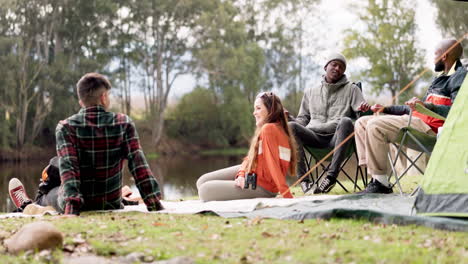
[123,0,444,108]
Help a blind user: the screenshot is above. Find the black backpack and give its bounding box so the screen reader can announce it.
[37,156,61,194]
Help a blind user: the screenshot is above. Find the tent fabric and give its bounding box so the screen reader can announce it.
[216,194,468,232]
[414,74,468,217]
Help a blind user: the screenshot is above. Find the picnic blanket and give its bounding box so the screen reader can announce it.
[1,194,467,232]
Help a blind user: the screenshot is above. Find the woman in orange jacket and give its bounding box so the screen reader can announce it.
[197,92,297,201]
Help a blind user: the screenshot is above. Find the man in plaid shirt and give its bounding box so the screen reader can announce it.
[55,72,163,215]
[8,73,163,215]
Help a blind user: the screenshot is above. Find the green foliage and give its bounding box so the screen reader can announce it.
[431,0,468,56]
[0,0,116,149]
[343,0,427,104]
[199,148,248,156]
[166,86,254,147]
[282,90,304,118]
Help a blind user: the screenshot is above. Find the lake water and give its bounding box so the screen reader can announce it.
[0,155,243,212]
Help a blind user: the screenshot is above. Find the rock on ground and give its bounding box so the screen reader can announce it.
[4,221,63,254]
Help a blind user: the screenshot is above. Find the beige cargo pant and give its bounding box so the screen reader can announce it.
[355,115,435,175]
[196,165,276,202]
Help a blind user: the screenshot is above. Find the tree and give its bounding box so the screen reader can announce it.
[431,0,468,56]
[166,87,225,147]
[235,0,320,111]
[343,0,426,104]
[0,0,118,151]
[122,0,216,148]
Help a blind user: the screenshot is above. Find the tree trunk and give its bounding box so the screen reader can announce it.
[391,88,398,105]
[152,111,165,148]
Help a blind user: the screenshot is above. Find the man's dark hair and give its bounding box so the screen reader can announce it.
[76,73,111,106]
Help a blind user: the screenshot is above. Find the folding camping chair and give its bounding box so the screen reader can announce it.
[302,140,368,193]
[387,104,444,195]
[301,82,370,193]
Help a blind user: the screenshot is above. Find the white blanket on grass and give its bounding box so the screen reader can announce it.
[0,195,341,218]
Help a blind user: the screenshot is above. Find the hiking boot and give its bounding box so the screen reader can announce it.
[300,180,314,194]
[313,176,337,194]
[9,178,32,209]
[359,180,393,194]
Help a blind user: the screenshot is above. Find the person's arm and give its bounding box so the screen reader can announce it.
[124,121,164,211]
[423,103,451,118]
[295,91,310,127]
[382,105,410,115]
[236,157,248,179]
[261,127,293,198]
[423,85,460,118]
[55,122,83,215]
[350,84,366,111]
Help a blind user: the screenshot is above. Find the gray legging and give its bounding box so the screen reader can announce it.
[197,165,276,202]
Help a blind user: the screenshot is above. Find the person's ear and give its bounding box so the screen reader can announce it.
[79,100,84,107]
[100,91,107,105]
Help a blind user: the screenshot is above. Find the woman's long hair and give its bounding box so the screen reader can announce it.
[245,92,297,176]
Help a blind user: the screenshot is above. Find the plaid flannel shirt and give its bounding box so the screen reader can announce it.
[56,105,162,215]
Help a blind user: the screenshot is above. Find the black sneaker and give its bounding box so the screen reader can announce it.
[359,180,393,194]
[313,176,336,194]
[300,180,314,194]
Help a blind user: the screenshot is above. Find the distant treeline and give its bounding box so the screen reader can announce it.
[0,0,464,155]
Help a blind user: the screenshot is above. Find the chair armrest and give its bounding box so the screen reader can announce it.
[414,104,446,121]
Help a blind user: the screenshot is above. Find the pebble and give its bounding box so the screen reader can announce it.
[64,255,115,264]
[155,256,194,264]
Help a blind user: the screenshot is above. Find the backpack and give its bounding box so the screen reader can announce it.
[38,156,61,194]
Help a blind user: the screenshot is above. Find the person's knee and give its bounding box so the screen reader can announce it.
[355,116,373,130]
[339,117,354,130]
[196,175,207,190]
[288,121,300,133]
[198,181,217,201]
[367,119,385,138]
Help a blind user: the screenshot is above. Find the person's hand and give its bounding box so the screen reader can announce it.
[405,97,424,111]
[122,185,133,197]
[371,103,385,113]
[122,185,144,203]
[123,195,144,204]
[357,102,371,112]
[234,177,245,188]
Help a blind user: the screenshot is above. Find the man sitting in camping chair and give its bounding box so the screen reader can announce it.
[355,38,467,194]
[288,52,371,194]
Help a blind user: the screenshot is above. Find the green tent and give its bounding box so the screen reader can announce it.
[414,74,468,217]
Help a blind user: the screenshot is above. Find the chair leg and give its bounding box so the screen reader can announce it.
[391,151,424,188]
[388,151,403,195]
[302,150,315,185]
[410,185,420,196]
[336,155,358,192]
[361,168,368,187]
[387,132,410,195]
[335,180,349,193]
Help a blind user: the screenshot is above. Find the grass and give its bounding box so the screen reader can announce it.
[0,213,466,263]
[0,175,466,263]
[145,152,160,160]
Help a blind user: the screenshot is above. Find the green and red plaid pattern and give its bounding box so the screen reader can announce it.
[56,106,162,215]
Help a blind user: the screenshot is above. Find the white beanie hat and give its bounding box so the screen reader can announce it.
[324,52,347,69]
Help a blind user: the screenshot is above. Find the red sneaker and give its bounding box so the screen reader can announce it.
[9,178,31,209]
